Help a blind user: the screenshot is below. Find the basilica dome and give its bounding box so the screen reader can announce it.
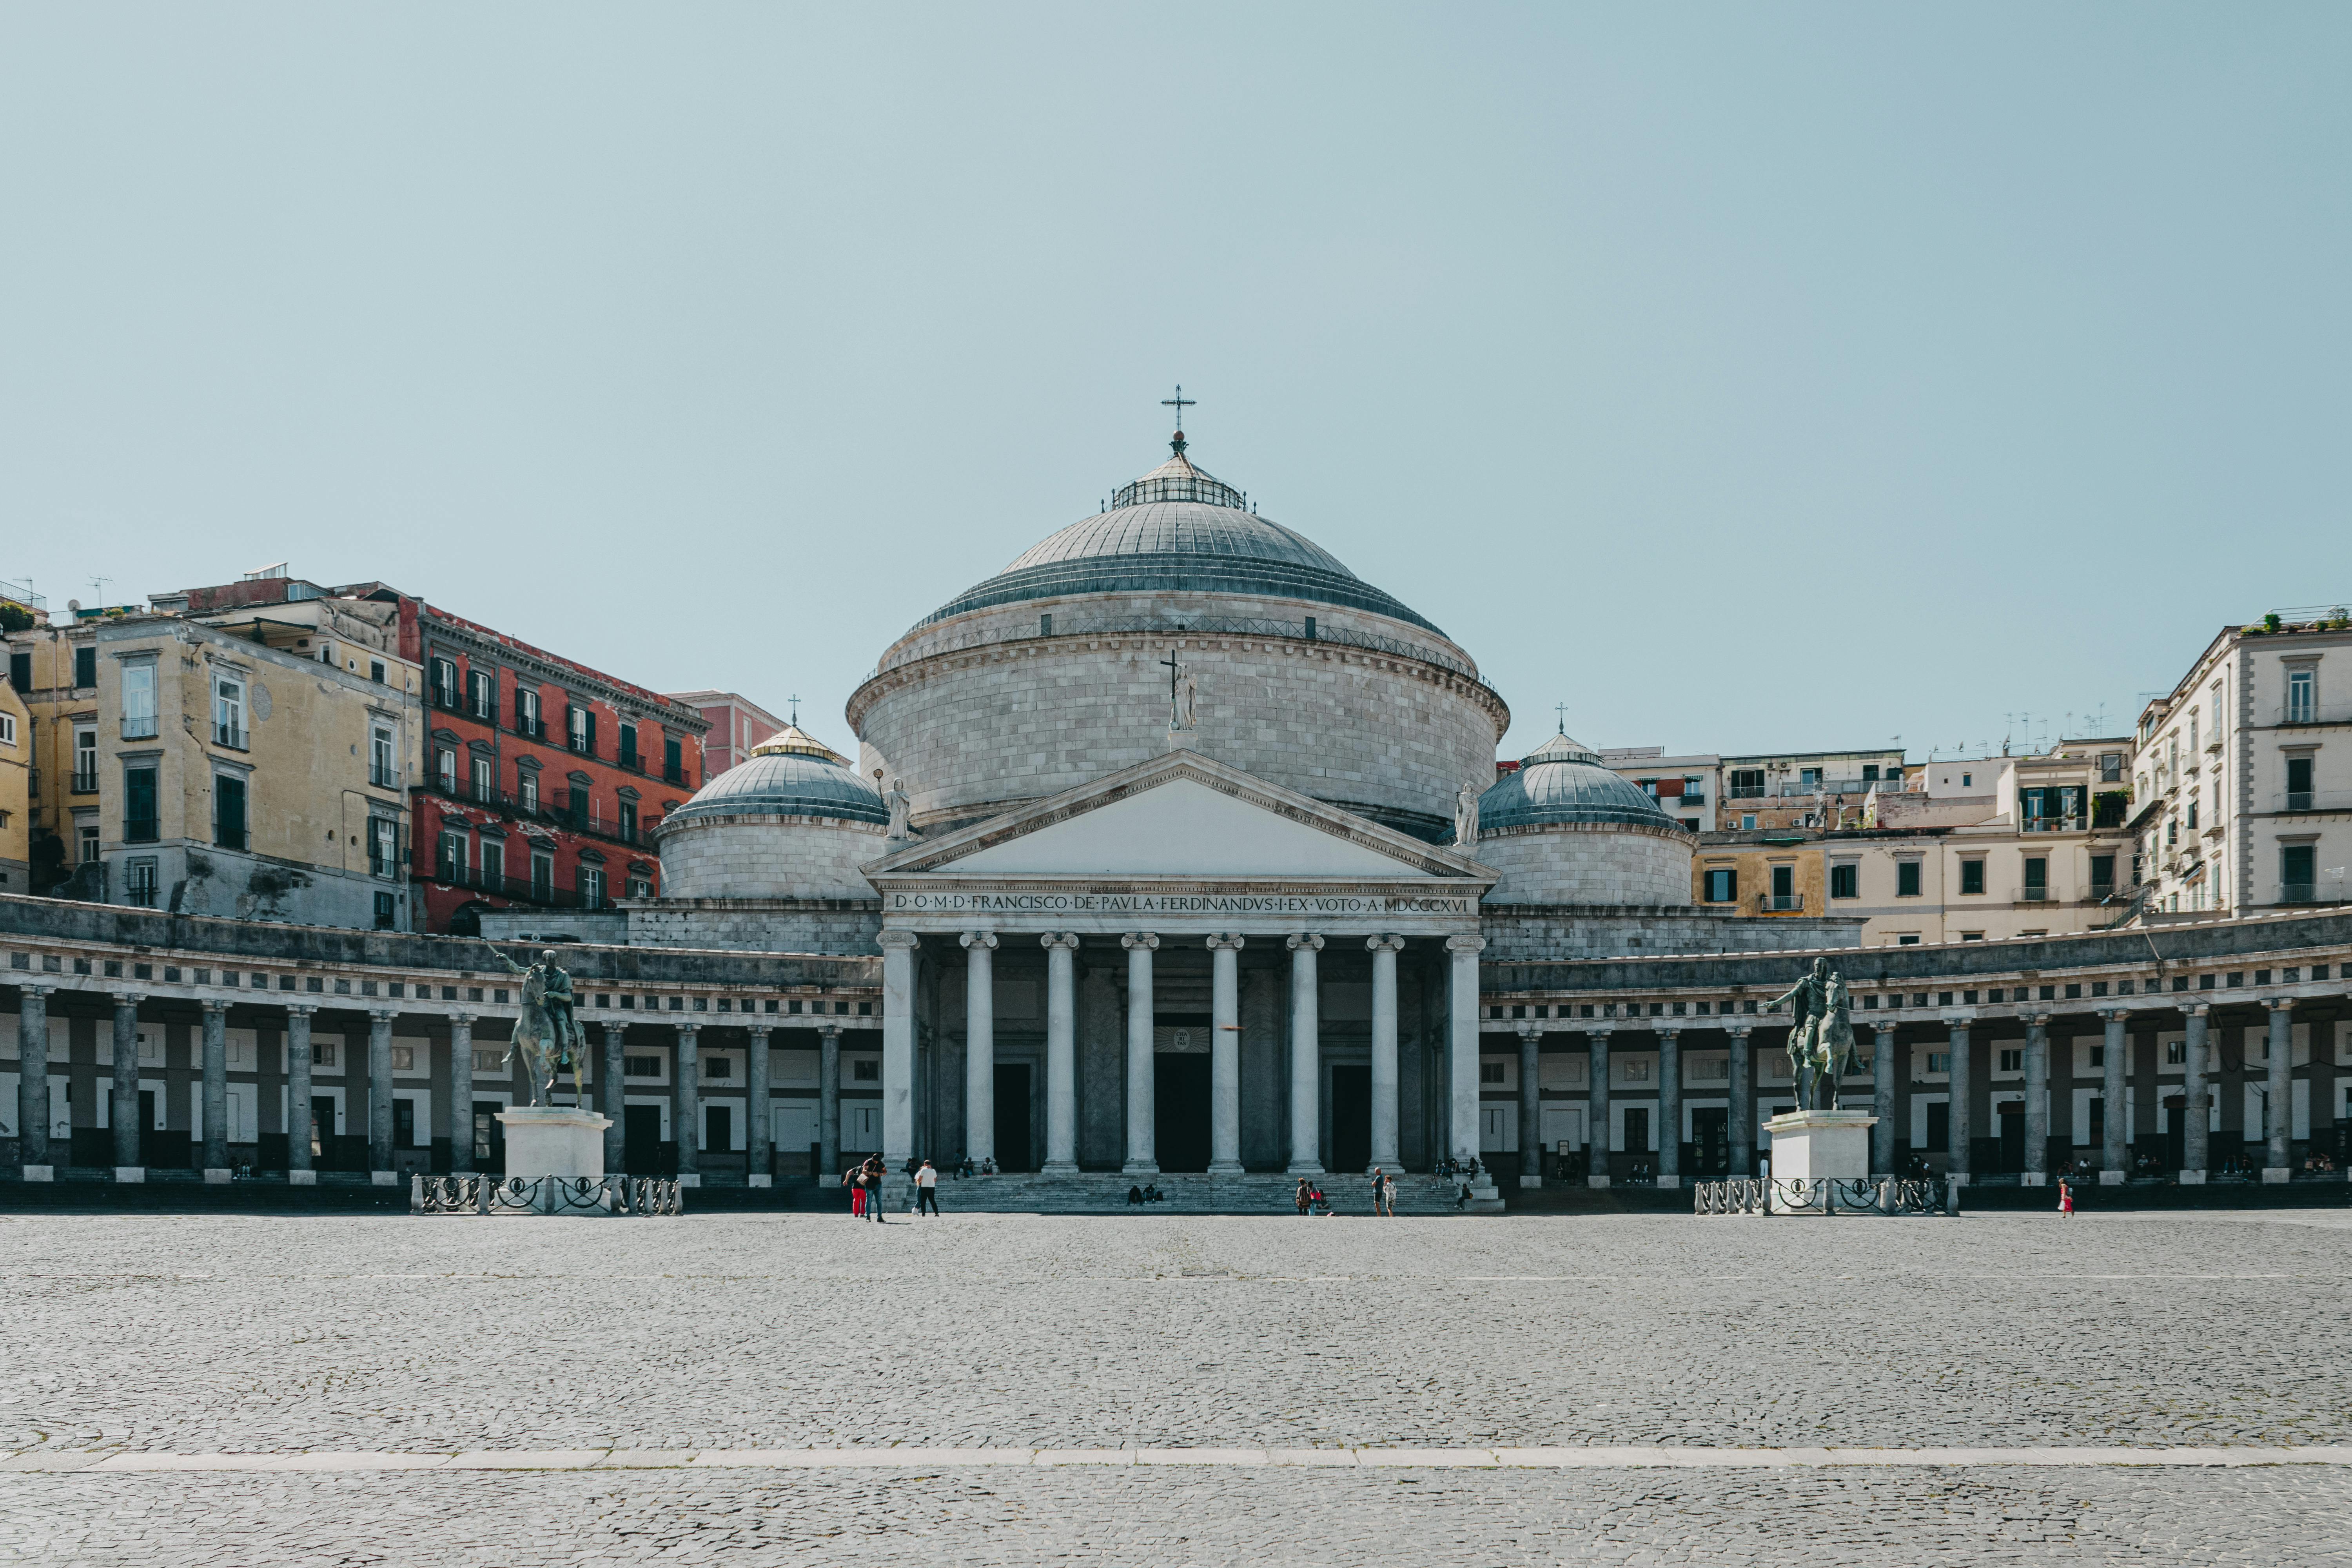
[1474,731,1696,905]
[652,724,888,901]
[849,432,1506,842]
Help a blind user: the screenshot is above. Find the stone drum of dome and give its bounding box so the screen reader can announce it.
[1474,731,1697,904]
[652,724,888,902]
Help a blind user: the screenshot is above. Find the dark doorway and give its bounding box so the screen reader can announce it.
[623,1104,662,1172]
[1997,1102,2024,1171]
[393,1099,416,1152]
[137,1089,158,1165]
[474,1103,508,1171]
[2164,1099,2185,1171]
[1925,1102,1949,1154]
[2086,1095,2105,1153]
[1622,1106,1650,1176]
[1154,1054,1210,1172]
[1691,1107,1730,1176]
[704,1104,731,1163]
[994,1063,1033,1171]
[1329,1065,1370,1174]
[309,1096,334,1161]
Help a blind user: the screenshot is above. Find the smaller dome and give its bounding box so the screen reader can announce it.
[660,736,887,830]
[1479,733,1679,832]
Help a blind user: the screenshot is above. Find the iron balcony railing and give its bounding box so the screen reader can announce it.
[2021,817,2086,833]
[417,774,655,848]
[1757,893,1804,913]
[2276,790,2352,813]
[214,723,247,750]
[1728,786,1767,800]
[2089,881,2117,904]
[120,715,157,740]
[512,716,547,740]
[125,817,159,845]
[429,858,614,910]
[70,767,98,794]
[370,766,401,790]
[619,748,641,773]
[2019,886,2052,902]
[2277,704,2352,727]
[2280,883,2320,905]
[663,764,690,786]
[216,823,249,851]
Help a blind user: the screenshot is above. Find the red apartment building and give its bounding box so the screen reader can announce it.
[334,587,710,934]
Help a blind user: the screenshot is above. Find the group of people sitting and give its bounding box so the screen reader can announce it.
[954,1156,997,1179]
[1125,1183,1165,1205]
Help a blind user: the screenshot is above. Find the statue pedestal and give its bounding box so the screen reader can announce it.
[498,1106,611,1180]
[1763,1109,1876,1214]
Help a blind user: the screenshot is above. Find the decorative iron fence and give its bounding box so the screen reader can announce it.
[410,1173,685,1216]
[1693,1177,1945,1216]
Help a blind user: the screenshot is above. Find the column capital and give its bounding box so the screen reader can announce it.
[960,930,999,951]
[1040,932,1082,952]
[1655,1025,1681,1040]
[1285,932,1323,953]
[2025,1012,2054,1027]
[1584,1024,1615,1039]
[284,1001,319,1018]
[675,1021,701,1038]
[1205,933,1248,952]
[200,999,231,1018]
[878,929,920,953]
[1723,1022,1753,1038]
[1364,934,1406,953]
[817,1021,843,1040]
[745,1022,774,1040]
[1517,1023,1544,1042]
[367,1007,400,1023]
[451,1009,478,1024]
[2263,996,2298,1013]
[2183,1000,2211,1017]
[1122,931,1160,951]
[1445,934,1486,955]
[18,982,56,998]
[110,991,145,1007]
[595,1018,622,1038]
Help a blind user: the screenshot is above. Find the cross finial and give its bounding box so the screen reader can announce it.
[1555,702,1570,734]
[1161,384,1195,453]
[787,694,801,726]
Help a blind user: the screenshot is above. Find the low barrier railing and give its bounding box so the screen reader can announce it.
[1692,1177,1945,1215]
[411,1173,685,1216]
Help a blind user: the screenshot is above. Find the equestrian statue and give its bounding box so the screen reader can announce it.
[482,943,586,1106]
[1772,956,1864,1111]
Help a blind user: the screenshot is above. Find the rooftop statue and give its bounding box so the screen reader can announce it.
[484,944,586,1106]
[1454,782,1481,848]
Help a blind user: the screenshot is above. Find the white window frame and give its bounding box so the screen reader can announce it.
[213,674,246,747]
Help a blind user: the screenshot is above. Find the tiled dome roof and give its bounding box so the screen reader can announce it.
[1478,733,1680,832]
[661,733,887,829]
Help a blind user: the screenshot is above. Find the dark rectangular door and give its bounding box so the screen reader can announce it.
[1623,1107,1650,1173]
[994,1063,1033,1172]
[624,1104,663,1173]
[1926,1102,1949,1154]
[1691,1107,1729,1176]
[393,1099,416,1152]
[1328,1065,1370,1174]
[704,1104,731,1163]
[2165,1103,2185,1171]
[138,1090,158,1165]
[1153,1055,1211,1172]
[310,1096,335,1160]
[1997,1105,2024,1171]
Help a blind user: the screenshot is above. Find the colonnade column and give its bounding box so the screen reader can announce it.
[200,1000,230,1181]
[596,1020,623,1174]
[1040,935,1080,1174]
[675,1022,701,1186]
[1586,1026,1612,1187]
[818,1023,843,1178]
[879,931,918,1183]
[367,1008,397,1184]
[2100,1008,2129,1183]
[1515,1025,1542,1187]
[1656,1027,1681,1190]
[2181,1003,2210,1183]
[1445,935,1484,1169]
[962,931,998,1167]
[1286,934,1324,1175]
[15,985,53,1176]
[1947,1018,1972,1183]
[1722,1025,1759,1185]
[1122,933,1158,1176]
[746,1022,773,1187]
[287,1004,316,1185]
[111,992,143,1178]
[2022,1015,2049,1187]
[1867,1024,1893,1176]
[2264,998,2295,1180]
[1209,935,1247,1174]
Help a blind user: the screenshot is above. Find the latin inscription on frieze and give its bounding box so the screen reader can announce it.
[886,891,1477,916]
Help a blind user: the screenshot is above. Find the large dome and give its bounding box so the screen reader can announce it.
[1474,731,1695,905]
[657,725,888,831]
[1480,732,1682,831]
[915,441,1442,635]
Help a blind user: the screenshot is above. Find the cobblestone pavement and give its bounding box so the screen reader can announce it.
[4,1207,2350,1563]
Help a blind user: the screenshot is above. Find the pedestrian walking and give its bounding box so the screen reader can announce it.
[916,1158,941,1216]
[1385,1170,1399,1215]
[862,1155,888,1223]
[2058,1178,2074,1218]
[1369,1166,1387,1217]
[1294,1178,1310,1216]
[843,1165,865,1219]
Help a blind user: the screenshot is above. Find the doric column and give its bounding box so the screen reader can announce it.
[111,992,143,1178]
[818,1022,843,1177]
[1726,1022,1753,1177]
[1947,1018,1972,1182]
[1122,933,1160,1175]
[1586,1025,1613,1187]
[1286,933,1325,1175]
[1445,935,1485,1169]
[2100,1007,2129,1183]
[597,1020,624,1174]
[1867,1023,1894,1175]
[2181,1002,2210,1182]
[15,985,53,1174]
[879,930,919,1177]
[1211,935,1249,1173]
[675,1022,701,1184]
[367,1008,397,1183]
[962,931,998,1167]
[2264,998,2296,1179]
[200,1000,230,1180]
[2022,1014,2051,1186]
[1516,1024,1543,1188]
[746,1022,773,1187]
[287,1004,316,1183]
[1041,935,1080,1174]
[449,1013,477,1174]
[1656,1027,1682,1189]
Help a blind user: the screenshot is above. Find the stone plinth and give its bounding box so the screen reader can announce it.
[1764,1109,1876,1213]
[497,1107,612,1181]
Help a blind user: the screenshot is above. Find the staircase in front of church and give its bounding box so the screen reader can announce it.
[907,1171,1500,1216]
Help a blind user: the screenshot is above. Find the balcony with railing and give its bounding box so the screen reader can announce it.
[215,822,248,852]
[2280,883,2322,905]
[2089,880,2117,904]
[120,715,158,740]
[2274,789,2352,814]
[663,763,691,786]
[214,723,247,750]
[1756,893,1805,914]
[429,856,612,910]
[125,815,159,846]
[417,773,655,848]
[1728,786,1767,800]
[2275,703,2352,728]
[512,714,547,740]
[370,764,401,790]
[2021,816,2086,834]
[2019,885,2053,902]
[70,766,98,794]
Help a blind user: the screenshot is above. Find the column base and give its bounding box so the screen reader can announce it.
[678,1173,703,1188]
[748,1173,773,1189]
[20,1164,53,1182]
[2020,1171,2046,1187]
[2179,1169,2206,1185]
[1285,1160,1325,1176]
[1040,1160,1081,1176]
[2100,1170,2126,1186]
[1653,1175,1679,1191]
[1123,1160,1160,1177]
[1520,1174,1543,1190]
[1207,1160,1245,1175]
[1947,1172,1970,1186]
[1587,1174,1610,1189]
[2262,1167,2292,1184]
[370,1170,398,1187]
[203,1168,231,1185]
[113,1166,145,1183]
[289,1168,317,1186]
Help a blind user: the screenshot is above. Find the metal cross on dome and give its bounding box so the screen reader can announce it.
[1161,385,1195,432]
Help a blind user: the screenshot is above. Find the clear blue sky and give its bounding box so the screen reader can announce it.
[5,5,2347,764]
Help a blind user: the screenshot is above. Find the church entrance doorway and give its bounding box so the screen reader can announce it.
[1328,1065,1370,1174]
[622,1104,662,1173]
[1691,1107,1729,1176]
[1996,1102,2025,1171]
[1154,1055,1210,1172]
[994,1063,1033,1171]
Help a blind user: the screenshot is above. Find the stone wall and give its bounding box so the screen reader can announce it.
[1477,821,1694,905]
[849,592,1506,841]
[625,897,883,956]
[1477,904,1864,964]
[655,815,888,901]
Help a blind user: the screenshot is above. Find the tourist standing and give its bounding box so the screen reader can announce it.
[862,1155,888,1223]
[1294,1178,1311,1216]
[844,1165,866,1219]
[916,1158,940,1216]
[2058,1177,2074,1219]
[1369,1167,1386,1217]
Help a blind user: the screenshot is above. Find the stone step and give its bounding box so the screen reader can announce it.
[899,1172,1497,1216]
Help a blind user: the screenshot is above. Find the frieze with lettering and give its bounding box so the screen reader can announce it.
[885,890,1477,916]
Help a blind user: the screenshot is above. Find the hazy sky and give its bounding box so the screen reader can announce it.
[5,6,2347,764]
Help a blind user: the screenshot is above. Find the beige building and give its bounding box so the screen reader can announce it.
[4,610,424,927]
[1597,747,1719,833]
[1720,746,1907,833]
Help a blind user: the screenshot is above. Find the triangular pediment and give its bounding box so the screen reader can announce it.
[863,750,1492,884]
